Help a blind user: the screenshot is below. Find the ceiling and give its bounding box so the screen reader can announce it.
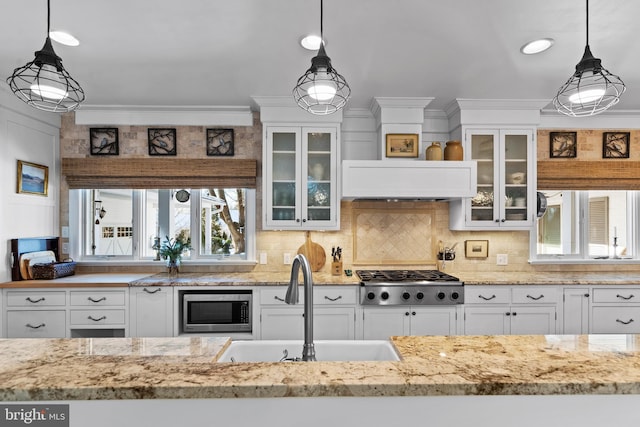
[2,0,639,114]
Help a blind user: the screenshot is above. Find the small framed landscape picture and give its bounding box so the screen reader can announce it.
[17,160,48,196]
[385,133,419,158]
[148,128,177,156]
[550,131,577,158]
[90,128,119,155]
[465,239,489,259]
[603,132,630,158]
[206,128,234,156]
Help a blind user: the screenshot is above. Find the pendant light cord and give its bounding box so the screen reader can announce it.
[585,0,589,46]
[47,0,51,34]
[320,0,324,42]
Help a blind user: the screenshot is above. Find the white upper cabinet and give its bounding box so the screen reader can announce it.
[450,128,535,230]
[263,126,340,230]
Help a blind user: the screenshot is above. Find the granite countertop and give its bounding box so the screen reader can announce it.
[129,272,360,287]
[2,334,640,401]
[0,273,151,288]
[456,272,640,285]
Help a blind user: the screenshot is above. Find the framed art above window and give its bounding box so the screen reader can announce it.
[603,132,630,158]
[90,128,119,155]
[207,128,234,156]
[550,132,577,158]
[148,128,177,156]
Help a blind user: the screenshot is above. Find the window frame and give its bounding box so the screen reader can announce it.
[68,188,257,265]
[529,190,640,264]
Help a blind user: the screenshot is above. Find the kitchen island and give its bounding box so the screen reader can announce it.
[1,335,640,426]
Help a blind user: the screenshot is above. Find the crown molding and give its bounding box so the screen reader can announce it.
[74,105,253,126]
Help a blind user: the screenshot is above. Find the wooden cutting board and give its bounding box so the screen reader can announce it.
[296,231,326,272]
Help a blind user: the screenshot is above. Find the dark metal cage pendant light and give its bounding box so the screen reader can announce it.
[293,0,350,115]
[553,0,625,117]
[6,0,85,113]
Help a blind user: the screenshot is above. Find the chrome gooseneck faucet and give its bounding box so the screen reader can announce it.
[285,254,316,361]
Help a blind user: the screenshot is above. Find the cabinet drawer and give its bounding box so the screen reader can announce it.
[260,288,304,305]
[592,288,640,303]
[591,306,640,333]
[6,291,66,307]
[70,290,126,306]
[464,287,510,304]
[512,287,558,304]
[70,309,126,326]
[315,287,356,305]
[6,310,66,338]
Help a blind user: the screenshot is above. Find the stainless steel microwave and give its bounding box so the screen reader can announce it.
[182,291,252,333]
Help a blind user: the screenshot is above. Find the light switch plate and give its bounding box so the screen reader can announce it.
[496,254,508,265]
[259,252,267,264]
[283,253,292,264]
[61,226,69,238]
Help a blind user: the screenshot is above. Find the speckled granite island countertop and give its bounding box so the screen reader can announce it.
[456,271,640,285]
[2,334,640,401]
[130,272,360,287]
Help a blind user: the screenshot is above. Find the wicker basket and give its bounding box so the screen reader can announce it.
[31,261,77,280]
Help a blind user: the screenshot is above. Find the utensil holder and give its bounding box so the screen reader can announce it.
[331,261,343,276]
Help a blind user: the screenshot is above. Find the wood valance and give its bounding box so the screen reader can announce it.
[62,158,257,189]
[537,160,640,190]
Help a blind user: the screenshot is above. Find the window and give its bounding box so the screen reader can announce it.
[71,188,256,263]
[532,190,638,262]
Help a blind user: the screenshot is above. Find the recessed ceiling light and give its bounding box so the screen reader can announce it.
[49,30,80,47]
[520,38,554,55]
[300,35,324,51]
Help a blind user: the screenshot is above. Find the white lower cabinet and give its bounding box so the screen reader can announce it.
[590,287,640,333]
[362,306,457,339]
[129,287,174,337]
[464,286,557,335]
[5,290,67,338]
[562,288,590,334]
[259,287,357,340]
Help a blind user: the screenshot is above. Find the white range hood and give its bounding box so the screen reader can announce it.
[342,160,477,200]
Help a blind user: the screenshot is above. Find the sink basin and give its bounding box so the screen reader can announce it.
[217,340,401,362]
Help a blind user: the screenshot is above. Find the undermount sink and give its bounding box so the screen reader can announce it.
[217,340,401,362]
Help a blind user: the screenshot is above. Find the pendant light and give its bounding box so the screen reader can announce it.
[293,0,350,115]
[553,0,625,117]
[6,0,85,113]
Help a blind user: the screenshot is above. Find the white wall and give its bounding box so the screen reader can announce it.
[0,86,61,282]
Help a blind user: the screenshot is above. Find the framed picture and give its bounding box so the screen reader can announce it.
[550,132,577,158]
[148,128,177,155]
[90,128,119,155]
[385,133,419,158]
[206,128,234,156]
[465,239,489,259]
[603,132,630,158]
[17,160,48,196]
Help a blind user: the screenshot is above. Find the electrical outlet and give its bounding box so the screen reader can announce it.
[283,253,292,264]
[259,252,267,264]
[496,254,508,265]
[61,226,69,238]
[62,243,69,254]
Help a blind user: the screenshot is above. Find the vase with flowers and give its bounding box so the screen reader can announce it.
[159,231,192,278]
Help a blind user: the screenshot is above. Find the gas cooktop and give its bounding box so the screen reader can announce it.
[356,269,464,306]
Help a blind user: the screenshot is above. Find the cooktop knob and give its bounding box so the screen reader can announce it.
[437,292,446,300]
[380,291,390,300]
[451,292,460,300]
[416,292,424,300]
[402,292,411,300]
[367,292,376,300]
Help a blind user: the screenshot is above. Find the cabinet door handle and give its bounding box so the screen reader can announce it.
[616,294,635,300]
[25,297,45,303]
[526,294,544,301]
[143,287,162,294]
[88,316,107,322]
[479,294,496,301]
[26,323,45,329]
[274,296,285,302]
[616,318,634,325]
[88,296,107,303]
[324,295,342,302]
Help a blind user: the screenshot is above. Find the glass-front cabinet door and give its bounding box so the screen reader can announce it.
[455,128,534,230]
[264,126,338,230]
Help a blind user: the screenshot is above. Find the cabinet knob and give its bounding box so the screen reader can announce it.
[584,293,590,298]
[505,312,511,316]
[501,218,506,222]
[405,312,410,316]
